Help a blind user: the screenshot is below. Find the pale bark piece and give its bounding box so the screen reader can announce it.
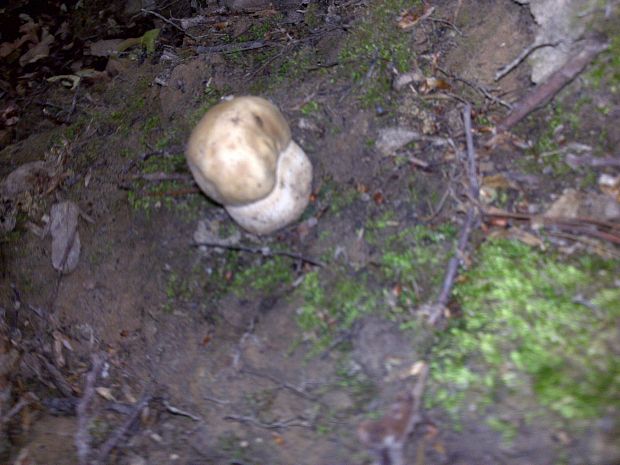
[0,161,55,198]
[49,201,81,274]
[375,127,421,156]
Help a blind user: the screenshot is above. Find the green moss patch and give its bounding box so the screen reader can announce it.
[431,239,620,423]
[338,0,419,107]
[297,269,377,353]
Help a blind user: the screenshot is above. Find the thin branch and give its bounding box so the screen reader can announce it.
[75,354,104,465]
[163,399,202,421]
[203,395,232,405]
[224,414,311,430]
[565,154,620,168]
[141,9,198,41]
[357,363,429,465]
[240,368,319,401]
[463,105,480,201]
[438,67,512,109]
[1,393,37,424]
[434,207,476,312]
[94,390,152,465]
[196,40,273,54]
[496,39,609,133]
[495,41,558,81]
[68,82,80,118]
[483,209,620,245]
[421,185,451,222]
[428,104,478,325]
[132,172,194,182]
[194,241,324,267]
[40,355,74,398]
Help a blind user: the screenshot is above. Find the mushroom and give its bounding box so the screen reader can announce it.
[186,96,313,235]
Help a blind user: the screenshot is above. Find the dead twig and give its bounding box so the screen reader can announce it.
[75,354,104,465]
[163,399,202,421]
[439,68,512,109]
[565,154,620,168]
[143,187,201,196]
[495,41,558,81]
[463,106,480,201]
[224,414,311,430]
[421,184,451,222]
[427,105,479,326]
[496,39,609,133]
[141,9,198,41]
[1,393,37,424]
[140,144,185,161]
[357,363,429,465]
[68,82,80,118]
[483,209,619,231]
[94,389,152,465]
[240,367,319,402]
[203,395,232,405]
[196,39,273,54]
[40,355,74,398]
[194,241,324,267]
[429,16,462,34]
[483,209,620,245]
[132,172,194,182]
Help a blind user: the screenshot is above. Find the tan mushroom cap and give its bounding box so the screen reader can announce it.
[186,96,313,235]
[186,96,292,206]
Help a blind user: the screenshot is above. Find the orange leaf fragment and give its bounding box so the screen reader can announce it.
[396,5,435,30]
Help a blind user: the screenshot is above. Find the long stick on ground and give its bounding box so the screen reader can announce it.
[496,39,609,133]
[75,354,104,465]
[428,104,478,325]
[94,390,152,465]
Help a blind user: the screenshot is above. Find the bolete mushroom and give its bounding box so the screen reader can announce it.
[186,96,313,235]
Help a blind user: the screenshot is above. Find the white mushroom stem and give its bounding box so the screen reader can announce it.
[226,140,312,235]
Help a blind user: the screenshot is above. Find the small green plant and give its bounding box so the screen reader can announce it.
[163,271,193,312]
[588,34,620,89]
[297,270,377,353]
[142,115,160,132]
[215,432,251,462]
[300,100,320,116]
[368,222,456,309]
[304,3,321,29]
[333,362,377,407]
[230,256,294,296]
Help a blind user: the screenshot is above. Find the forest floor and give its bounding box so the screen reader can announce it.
[1,1,619,464]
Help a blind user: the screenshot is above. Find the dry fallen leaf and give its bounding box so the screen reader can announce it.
[0,20,39,58]
[49,201,81,274]
[19,28,54,66]
[420,77,451,94]
[397,5,435,30]
[272,432,285,446]
[96,386,116,401]
[1,102,20,127]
